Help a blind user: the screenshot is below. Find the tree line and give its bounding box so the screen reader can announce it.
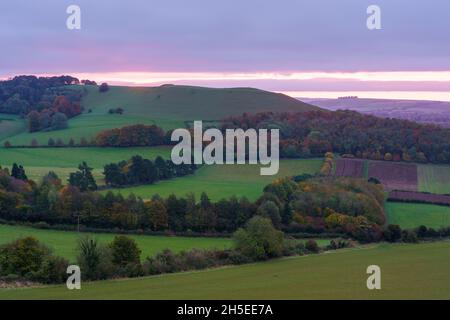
[221,110,450,164]
[104,155,197,187]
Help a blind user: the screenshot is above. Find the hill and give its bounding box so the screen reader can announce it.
[0,85,318,146]
[302,97,450,127]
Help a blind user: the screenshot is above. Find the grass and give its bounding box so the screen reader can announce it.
[106,159,322,201]
[1,241,448,299]
[0,114,26,142]
[0,85,316,146]
[418,163,450,194]
[385,202,450,229]
[0,146,171,182]
[0,224,232,262]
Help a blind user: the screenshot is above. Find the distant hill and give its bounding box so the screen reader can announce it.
[0,84,318,146]
[302,97,450,127]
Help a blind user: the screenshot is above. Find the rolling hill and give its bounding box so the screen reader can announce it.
[0,85,318,146]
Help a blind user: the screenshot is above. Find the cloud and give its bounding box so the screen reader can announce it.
[1,0,450,77]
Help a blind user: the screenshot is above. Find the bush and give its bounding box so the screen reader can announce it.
[0,237,68,284]
[402,230,419,243]
[143,249,181,275]
[76,236,114,280]
[233,216,284,261]
[0,237,50,276]
[110,236,141,267]
[384,224,402,242]
[31,255,69,284]
[305,239,320,253]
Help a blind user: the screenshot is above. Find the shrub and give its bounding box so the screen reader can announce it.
[305,239,320,253]
[402,230,419,243]
[233,216,284,261]
[0,237,50,276]
[76,236,114,280]
[110,236,141,267]
[384,224,402,242]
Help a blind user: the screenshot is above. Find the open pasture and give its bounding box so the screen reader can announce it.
[385,202,450,229]
[107,159,322,201]
[0,224,232,262]
[2,241,449,299]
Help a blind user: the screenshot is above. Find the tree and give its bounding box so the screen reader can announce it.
[109,236,141,267]
[257,201,281,228]
[233,216,284,261]
[3,141,11,148]
[0,237,50,276]
[31,138,39,147]
[68,162,97,191]
[99,83,110,93]
[48,138,55,146]
[50,112,68,130]
[145,199,168,230]
[11,163,27,180]
[384,224,402,242]
[77,236,113,280]
[27,110,40,132]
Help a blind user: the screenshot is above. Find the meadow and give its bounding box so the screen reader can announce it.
[385,202,450,229]
[106,159,322,201]
[1,241,448,299]
[0,224,232,262]
[0,146,171,182]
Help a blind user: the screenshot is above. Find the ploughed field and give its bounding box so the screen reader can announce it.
[334,158,365,177]
[368,161,418,192]
[335,158,450,195]
[1,241,449,299]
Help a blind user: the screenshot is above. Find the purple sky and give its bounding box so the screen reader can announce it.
[1,0,450,93]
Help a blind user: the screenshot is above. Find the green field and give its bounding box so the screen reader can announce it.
[418,163,450,195]
[386,202,450,229]
[1,241,448,299]
[0,146,171,182]
[0,224,232,262]
[107,159,322,201]
[0,85,316,146]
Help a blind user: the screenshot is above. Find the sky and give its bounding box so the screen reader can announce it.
[1,0,450,98]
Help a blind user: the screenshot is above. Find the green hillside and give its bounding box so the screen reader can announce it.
[0,85,317,145]
[2,241,449,299]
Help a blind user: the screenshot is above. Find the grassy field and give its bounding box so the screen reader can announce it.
[0,114,26,142]
[107,159,322,201]
[0,85,316,146]
[0,146,171,182]
[418,163,450,195]
[0,224,232,262]
[1,241,448,299]
[386,202,450,229]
